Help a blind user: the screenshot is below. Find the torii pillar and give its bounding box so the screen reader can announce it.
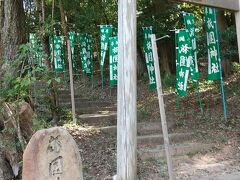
[177,0,240,62]
[117,0,137,179]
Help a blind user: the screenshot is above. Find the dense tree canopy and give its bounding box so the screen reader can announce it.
[0,0,238,97]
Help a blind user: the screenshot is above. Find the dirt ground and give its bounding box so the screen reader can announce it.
[64,65,240,179]
[66,124,240,180]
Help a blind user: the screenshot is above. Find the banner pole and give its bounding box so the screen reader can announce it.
[174,30,180,112]
[151,34,174,180]
[196,81,203,114]
[91,74,94,89]
[214,8,227,120]
[176,94,180,111]
[91,67,94,90]
[67,40,77,124]
[101,68,104,89]
[63,71,67,87]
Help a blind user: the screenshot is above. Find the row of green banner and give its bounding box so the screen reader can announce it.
[30,26,158,89]
[29,27,118,87]
[30,8,222,93]
[176,7,223,97]
[30,32,94,76]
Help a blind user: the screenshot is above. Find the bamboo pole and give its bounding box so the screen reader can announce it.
[117,0,137,179]
[151,34,174,180]
[67,40,77,124]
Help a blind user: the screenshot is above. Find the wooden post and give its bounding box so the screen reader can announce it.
[235,7,240,62]
[67,40,77,124]
[151,34,174,180]
[117,0,137,179]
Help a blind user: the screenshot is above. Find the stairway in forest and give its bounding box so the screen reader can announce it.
[58,88,214,159]
[58,88,218,179]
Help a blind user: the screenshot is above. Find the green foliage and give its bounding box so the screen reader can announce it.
[196,22,237,63]
[32,116,51,132]
[197,31,208,59]
[59,108,78,126]
[219,26,238,61]
[232,62,240,75]
[137,106,150,121]
[162,74,176,92]
[0,44,38,101]
[199,79,218,93]
[0,127,23,150]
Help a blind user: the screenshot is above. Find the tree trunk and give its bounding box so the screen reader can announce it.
[0,1,31,177]
[137,44,147,78]
[217,10,230,77]
[0,0,26,61]
[158,40,171,75]
[59,0,68,37]
[216,10,227,31]
[59,0,69,70]
[35,0,60,124]
[0,150,14,180]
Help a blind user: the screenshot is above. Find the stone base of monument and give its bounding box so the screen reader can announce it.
[22,127,83,180]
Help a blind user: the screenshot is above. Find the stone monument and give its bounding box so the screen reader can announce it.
[22,127,83,180]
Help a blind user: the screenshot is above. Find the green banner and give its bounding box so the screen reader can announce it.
[204,7,221,80]
[49,36,64,72]
[100,25,113,69]
[183,12,199,81]
[109,37,118,87]
[69,32,77,71]
[176,30,192,97]
[79,34,93,76]
[29,33,44,67]
[143,27,156,89]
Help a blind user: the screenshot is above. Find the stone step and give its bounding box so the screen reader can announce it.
[98,121,175,136]
[78,112,117,126]
[138,143,214,160]
[58,89,71,95]
[60,101,115,108]
[60,104,117,114]
[58,97,116,105]
[200,172,240,180]
[137,121,175,135]
[77,106,117,114]
[137,133,194,147]
[58,89,92,96]
[58,95,84,100]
